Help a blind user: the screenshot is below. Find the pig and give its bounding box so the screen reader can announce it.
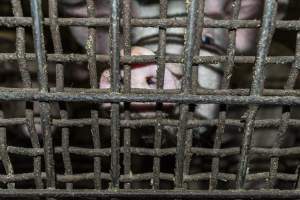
[60,0,265,128]
[59,0,293,189]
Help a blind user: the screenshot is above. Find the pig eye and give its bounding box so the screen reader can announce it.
[146,76,156,85]
[202,35,214,45]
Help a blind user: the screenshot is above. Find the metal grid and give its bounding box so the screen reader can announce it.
[0,0,299,199]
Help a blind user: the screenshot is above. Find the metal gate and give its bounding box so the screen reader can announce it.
[0,0,299,199]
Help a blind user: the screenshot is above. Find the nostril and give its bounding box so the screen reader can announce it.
[202,35,214,45]
[146,76,156,86]
[120,77,124,85]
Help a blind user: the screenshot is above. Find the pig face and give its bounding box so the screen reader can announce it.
[59,0,266,140]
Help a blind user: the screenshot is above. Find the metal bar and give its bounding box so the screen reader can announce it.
[48,0,73,190]
[25,103,44,189]
[2,17,300,30]
[11,0,43,191]
[152,0,168,189]
[0,189,300,199]
[30,0,56,190]
[86,0,98,89]
[85,0,102,190]
[2,144,300,160]
[0,53,297,65]
[191,0,205,92]
[1,170,300,184]
[5,117,300,129]
[269,16,300,189]
[11,0,31,88]
[236,0,278,189]
[122,0,132,190]
[110,0,121,189]
[6,87,300,97]
[0,110,14,189]
[175,0,201,188]
[210,0,241,190]
[3,91,300,105]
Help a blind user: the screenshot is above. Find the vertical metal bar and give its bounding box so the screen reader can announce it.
[182,126,193,189]
[191,0,205,92]
[175,0,200,188]
[209,0,241,190]
[296,164,300,189]
[49,0,64,91]
[91,108,101,189]
[181,0,199,95]
[157,0,167,90]
[30,0,48,93]
[60,105,74,189]
[110,0,121,93]
[152,0,168,190]
[0,110,14,189]
[236,0,278,189]
[122,0,132,189]
[30,0,56,190]
[25,102,44,189]
[11,0,31,88]
[110,0,121,189]
[250,1,277,97]
[86,0,98,89]
[11,0,43,190]
[269,17,300,189]
[182,0,205,190]
[86,0,102,189]
[48,0,73,190]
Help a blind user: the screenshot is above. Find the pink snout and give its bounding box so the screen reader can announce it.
[99,46,180,112]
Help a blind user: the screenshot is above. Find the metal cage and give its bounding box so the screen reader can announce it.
[0,0,299,199]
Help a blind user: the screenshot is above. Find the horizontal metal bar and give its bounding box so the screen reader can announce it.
[6,145,300,159]
[1,90,300,105]
[0,171,299,184]
[0,53,296,65]
[0,189,299,199]
[0,87,296,97]
[1,17,300,30]
[4,117,300,130]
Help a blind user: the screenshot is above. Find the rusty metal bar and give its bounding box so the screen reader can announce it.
[210,0,241,190]
[110,0,121,189]
[0,189,300,199]
[0,110,14,189]
[48,0,73,190]
[122,0,132,190]
[175,0,201,188]
[236,0,278,189]
[269,13,300,188]
[1,17,300,30]
[11,0,31,88]
[3,91,300,105]
[11,0,43,191]
[0,53,297,65]
[85,0,102,190]
[30,0,56,190]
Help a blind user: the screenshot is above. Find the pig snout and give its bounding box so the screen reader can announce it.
[100,47,180,90]
[99,46,180,113]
